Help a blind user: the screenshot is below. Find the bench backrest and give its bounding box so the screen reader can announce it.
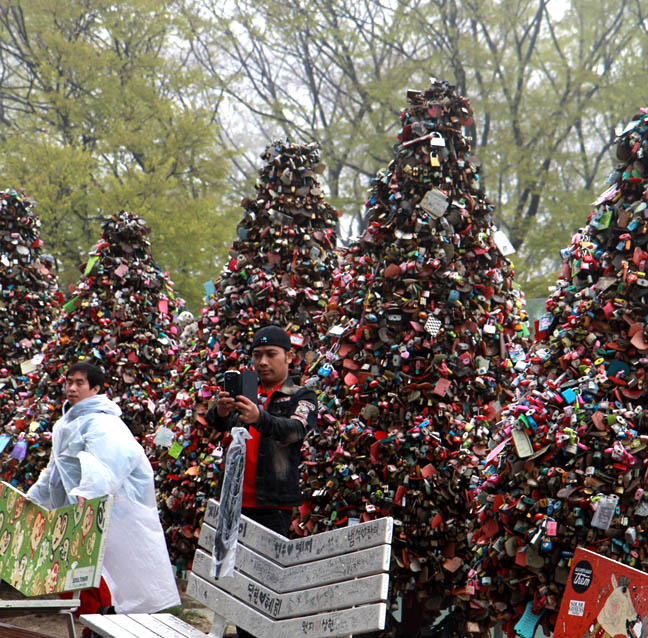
[187,499,392,638]
[0,482,112,596]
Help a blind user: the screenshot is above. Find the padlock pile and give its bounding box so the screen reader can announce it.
[0,188,62,489]
[199,139,339,377]
[152,140,340,571]
[298,81,529,634]
[7,210,183,495]
[40,211,183,433]
[467,107,648,637]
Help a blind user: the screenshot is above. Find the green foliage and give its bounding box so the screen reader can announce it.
[185,0,648,296]
[0,0,236,311]
[2,0,648,309]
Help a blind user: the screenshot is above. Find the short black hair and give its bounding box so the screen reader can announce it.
[66,361,105,391]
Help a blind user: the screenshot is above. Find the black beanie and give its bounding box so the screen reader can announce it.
[251,326,291,351]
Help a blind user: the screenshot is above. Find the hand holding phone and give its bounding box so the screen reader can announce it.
[224,370,258,402]
[217,370,259,425]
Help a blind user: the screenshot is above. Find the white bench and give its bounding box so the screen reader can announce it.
[0,599,81,638]
[82,499,393,638]
[80,613,207,638]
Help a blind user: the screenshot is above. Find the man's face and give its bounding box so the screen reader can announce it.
[252,346,292,389]
[65,372,99,406]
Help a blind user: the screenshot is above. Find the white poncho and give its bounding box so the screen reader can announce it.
[27,394,180,613]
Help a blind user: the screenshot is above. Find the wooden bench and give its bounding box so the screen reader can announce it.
[0,600,80,638]
[0,619,60,638]
[82,499,393,638]
[0,482,114,638]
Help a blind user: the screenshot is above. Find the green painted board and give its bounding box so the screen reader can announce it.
[0,481,113,595]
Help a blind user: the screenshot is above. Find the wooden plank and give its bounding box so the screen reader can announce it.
[81,615,139,638]
[0,599,80,611]
[135,614,207,638]
[192,549,389,619]
[187,572,386,638]
[81,614,193,638]
[202,501,393,565]
[0,621,58,638]
[98,615,176,638]
[213,541,390,593]
[127,614,205,638]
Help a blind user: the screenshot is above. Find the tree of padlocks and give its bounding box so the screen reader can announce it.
[467,108,648,637]
[0,188,62,489]
[298,81,529,636]
[9,211,183,489]
[153,140,340,572]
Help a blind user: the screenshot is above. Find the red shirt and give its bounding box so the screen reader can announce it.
[242,383,283,508]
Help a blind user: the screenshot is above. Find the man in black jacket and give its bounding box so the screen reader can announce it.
[207,326,317,538]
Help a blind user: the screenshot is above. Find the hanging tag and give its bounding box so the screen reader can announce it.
[10,440,27,461]
[62,296,80,313]
[0,434,11,454]
[591,495,618,530]
[514,601,544,638]
[83,255,99,276]
[512,429,534,458]
[424,316,442,336]
[153,426,174,448]
[20,358,39,374]
[391,595,403,623]
[168,441,183,459]
[420,189,448,218]
[493,229,516,256]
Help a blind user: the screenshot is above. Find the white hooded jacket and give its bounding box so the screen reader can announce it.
[27,394,180,613]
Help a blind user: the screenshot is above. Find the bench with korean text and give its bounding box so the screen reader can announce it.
[82,499,393,638]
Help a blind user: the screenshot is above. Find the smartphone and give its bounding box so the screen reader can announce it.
[223,371,242,397]
[223,370,258,402]
[240,370,258,402]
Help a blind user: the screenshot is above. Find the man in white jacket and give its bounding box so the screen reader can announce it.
[27,361,179,621]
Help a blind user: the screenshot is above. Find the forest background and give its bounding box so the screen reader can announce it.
[0,0,646,312]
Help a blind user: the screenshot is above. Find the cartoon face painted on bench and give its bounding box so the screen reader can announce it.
[10,554,27,589]
[24,562,35,589]
[37,538,50,568]
[46,509,57,527]
[96,500,107,533]
[30,511,46,559]
[30,572,43,596]
[70,531,81,560]
[43,561,59,594]
[50,513,68,556]
[24,506,35,530]
[86,531,97,556]
[11,495,25,524]
[73,501,84,527]
[10,522,24,559]
[6,490,16,514]
[0,528,12,556]
[59,537,70,565]
[81,505,94,542]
